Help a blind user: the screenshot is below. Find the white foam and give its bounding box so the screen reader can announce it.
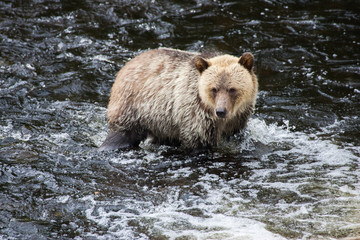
[246,118,358,165]
[58,195,70,204]
[147,211,286,240]
[80,192,286,240]
[91,55,115,64]
[0,119,31,141]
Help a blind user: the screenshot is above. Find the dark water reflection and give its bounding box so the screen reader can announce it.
[1,0,360,239]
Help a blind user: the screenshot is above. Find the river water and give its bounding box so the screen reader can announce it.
[1,0,359,239]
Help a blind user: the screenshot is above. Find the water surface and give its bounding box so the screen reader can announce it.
[1,0,359,239]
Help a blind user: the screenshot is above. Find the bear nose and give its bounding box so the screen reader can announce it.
[216,108,227,118]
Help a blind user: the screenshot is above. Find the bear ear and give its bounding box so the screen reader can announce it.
[194,56,210,74]
[239,52,254,71]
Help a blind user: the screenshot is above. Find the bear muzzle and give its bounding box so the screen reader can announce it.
[214,92,230,118]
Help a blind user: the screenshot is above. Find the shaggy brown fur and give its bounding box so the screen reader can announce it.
[99,48,258,150]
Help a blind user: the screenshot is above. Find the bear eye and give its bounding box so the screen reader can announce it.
[229,88,236,94]
[211,88,217,94]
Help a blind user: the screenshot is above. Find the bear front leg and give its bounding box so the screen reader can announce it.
[98,130,143,151]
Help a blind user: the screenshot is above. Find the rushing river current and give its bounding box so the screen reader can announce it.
[1,1,360,239]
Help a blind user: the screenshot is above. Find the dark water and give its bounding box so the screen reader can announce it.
[1,0,360,239]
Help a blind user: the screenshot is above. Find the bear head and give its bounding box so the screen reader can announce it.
[195,52,257,119]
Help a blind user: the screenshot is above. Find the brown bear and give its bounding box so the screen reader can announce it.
[99,48,258,151]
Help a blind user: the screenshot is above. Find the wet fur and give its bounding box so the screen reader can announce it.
[99,48,258,151]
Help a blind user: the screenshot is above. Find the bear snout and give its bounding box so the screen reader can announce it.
[216,108,227,118]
